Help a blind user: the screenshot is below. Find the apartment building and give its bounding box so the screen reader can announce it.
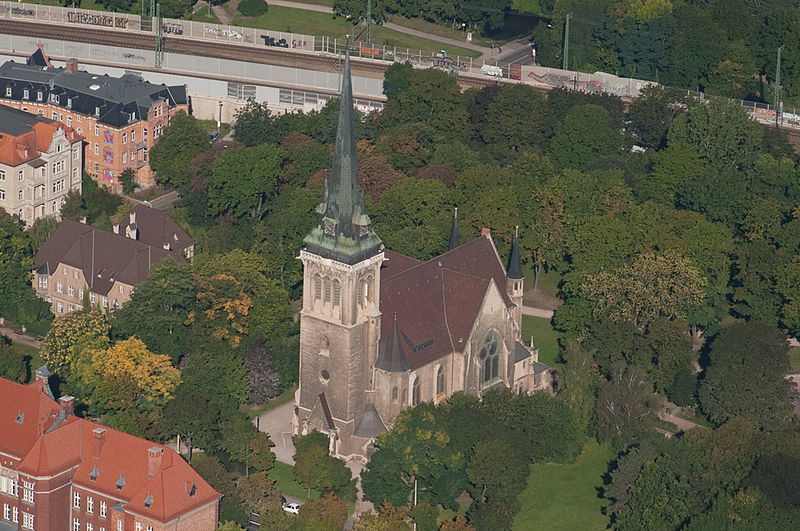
[0,105,83,227]
[0,376,221,531]
[0,48,188,193]
[33,210,193,315]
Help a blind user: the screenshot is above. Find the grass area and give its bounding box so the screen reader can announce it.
[387,15,498,47]
[233,6,481,58]
[522,315,560,367]
[187,8,221,24]
[244,387,296,419]
[195,118,231,138]
[511,0,547,15]
[654,418,679,433]
[514,440,613,530]
[269,461,319,500]
[790,347,800,372]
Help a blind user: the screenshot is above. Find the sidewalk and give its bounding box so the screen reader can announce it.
[0,324,41,349]
[522,305,554,319]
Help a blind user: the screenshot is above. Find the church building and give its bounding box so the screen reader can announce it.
[293,51,553,461]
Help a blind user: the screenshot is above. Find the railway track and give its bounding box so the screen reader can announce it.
[0,18,505,90]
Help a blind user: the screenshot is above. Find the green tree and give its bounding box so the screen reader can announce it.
[206,144,284,220]
[582,250,706,331]
[112,260,198,364]
[667,99,763,171]
[628,85,685,149]
[293,434,355,501]
[594,364,658,451]
[149,111,210,193]
[218,412,258,475]
[698,322,794,430]
[479,84,554,158]
[0,341,28,383]
[192,454,247,525]
[296,493,349,531]
[549,104,624,170]
[119,168,138,195]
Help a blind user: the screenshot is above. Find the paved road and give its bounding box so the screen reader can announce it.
[0,325,41,349]
[255,400,296,465]
[521,305,554,319]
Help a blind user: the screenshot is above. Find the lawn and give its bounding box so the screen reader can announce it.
[233,6,481,58]
[790,347,800,373]
[243,387,296,420]
[522,315,560,367]
[514,440,613,530]
[269,461,319,500]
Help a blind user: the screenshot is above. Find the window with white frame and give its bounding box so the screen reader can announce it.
[68,285,74,297]
[57,282,63,293]
[131,130,136,141]
[87,496,93,513]
[73,491,80,509]
[57,301,63,313]
[18,189,22,200]
[18,170,23,181]
[100,501,107,518]
[23,88,29,99]
[67,116,72,127]
[68,304,75,312]
[52,112,57,121]
[3,503,9,520]
[36,91,42,101]
[87,523,93,531]
[0,169,5,181]
[116,520,122,531]
[102,297,108,308]
[74,518,80,531]
[95,125,99,136]
[12,506,17,523]
[79,288,84,300]
[94,144,99,156]
[122,152,127,164]
[90,293,97,304]
[135,523,142,531]
[22,481,34,504]
[74,270,79,279]
[4,86,11,96]
[73,148,79,160]
[8,479,17,495]
[122,133,127,144]
[22,512,33,529]
[0,190,5,201]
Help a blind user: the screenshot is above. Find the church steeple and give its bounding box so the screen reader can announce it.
[507,227,523,279]
[449,207,460,250]
[304,47,381,264]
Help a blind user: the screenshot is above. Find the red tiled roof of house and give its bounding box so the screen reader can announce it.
[0,379,61,460]
[17,415,220,522]
[0,106,82,166]
[380,235,512,369]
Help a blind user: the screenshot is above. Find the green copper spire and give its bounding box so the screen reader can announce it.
[304,47,382,264]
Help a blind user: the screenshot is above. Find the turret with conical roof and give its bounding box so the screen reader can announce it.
[449,207,460,250]
[507,227,523,280]
[304,47,382,264]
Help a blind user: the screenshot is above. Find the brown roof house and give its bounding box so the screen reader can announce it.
[33,207,193,316]
[293,52,554,461]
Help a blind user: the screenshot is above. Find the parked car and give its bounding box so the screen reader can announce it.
[282,502,300,515]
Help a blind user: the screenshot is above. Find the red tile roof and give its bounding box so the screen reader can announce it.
[0,379,61,460]
[0,107,82,166]
[1,377,220,524]
[379,235,512,369]
[17,415,220,522]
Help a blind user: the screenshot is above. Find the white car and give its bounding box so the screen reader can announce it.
[282,502,300,515]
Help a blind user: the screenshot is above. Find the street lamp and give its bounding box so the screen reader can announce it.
[217,100,222,136]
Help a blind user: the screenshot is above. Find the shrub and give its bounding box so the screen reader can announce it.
[238,0,268,17]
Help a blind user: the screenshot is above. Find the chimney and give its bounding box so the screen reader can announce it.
[59,395,74,417]
[162,243,170,251]
[147,447,163,478]
[92,428,106,458]
[112,224,119,234]
[80,217,87,224]
[66,58,79,72]
[481,228,491,238]
[35,366,50,386]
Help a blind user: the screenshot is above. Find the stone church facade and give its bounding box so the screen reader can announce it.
[293,52,553,461]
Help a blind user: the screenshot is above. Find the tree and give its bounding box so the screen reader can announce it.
[28,216,59,254]
[192,454,247,525]
[296,493,349,531]
[628,85,685,149]
[149,111,209,193]
[667,99,763,171]
[218,412,258,475]
[440,516,476,531]
[698,322,794,430]
[0,341,27,383]
[206,144,284,220]
[582,250,706,331]
[112,260,198,364]
[479,84,554,158]
[87,337,181,412]
[557,340,600,433]
[549,104,625,170]
[119,168,138,195]
[466,438,524,504]
[41,308,109,370]
[354,502,413,530]
[188,273,252,348]
[594,364,658,451]
[293,434,355,501]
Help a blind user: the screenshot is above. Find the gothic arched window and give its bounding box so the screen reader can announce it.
[392,386,398,401]
[412,377,421,406]
[479,332,500,384]
[324,278,331,303]
[436,366,445,395]
[314,275,322,300]
[333,280,341,306]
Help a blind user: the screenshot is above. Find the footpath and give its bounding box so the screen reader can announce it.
[0,323,41,348]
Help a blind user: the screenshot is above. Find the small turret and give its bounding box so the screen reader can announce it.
[449,207,459,250]
[507,227,524,339]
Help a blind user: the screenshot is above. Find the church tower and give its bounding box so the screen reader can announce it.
[294,49,384,459]
[507,228,524,340]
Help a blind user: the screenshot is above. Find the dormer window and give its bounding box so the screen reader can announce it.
[23,88,29,99]
[36,91,42,101]
[95,107,100,117]
[143,493,153,508]
[50,93,59,104]
[15,412,24,424]
[188,481,196,497]
[116,474,125,490]
[90,465,99,481]
[4,87,10,97]
[67,97,72,108]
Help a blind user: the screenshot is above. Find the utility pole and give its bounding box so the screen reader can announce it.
[366,0,372,44]
[562,12,572,70]
[775,45,784,128]
[155,3,163,69]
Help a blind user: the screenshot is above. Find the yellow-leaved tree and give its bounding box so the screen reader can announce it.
[89,337,181,412]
